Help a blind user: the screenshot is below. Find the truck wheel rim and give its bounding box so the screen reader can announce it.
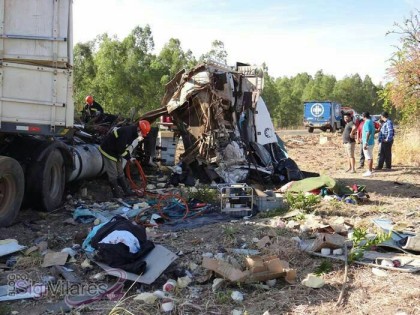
[48,163,62,199]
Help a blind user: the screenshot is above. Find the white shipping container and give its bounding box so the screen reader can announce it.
[0,62,74,129]
[0,0,73,67]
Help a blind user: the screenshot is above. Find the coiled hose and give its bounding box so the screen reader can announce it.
[124,160,191,222]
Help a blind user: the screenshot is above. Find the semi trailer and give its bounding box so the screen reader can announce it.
[0,0,105,226]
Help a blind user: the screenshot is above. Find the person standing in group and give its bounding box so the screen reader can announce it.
[99,120,151,197]
[342,112,357,173]
[361,112,375,177]
[373,116,383,165]
[376,111,395,170]
[355,115,365,169]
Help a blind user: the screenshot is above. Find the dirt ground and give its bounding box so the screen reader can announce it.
[0,132,419,315]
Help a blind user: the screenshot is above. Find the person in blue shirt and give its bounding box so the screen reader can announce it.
[376,111,395,170]
[361,112,375,177]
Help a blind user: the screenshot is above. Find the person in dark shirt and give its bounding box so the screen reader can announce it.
[83,95,104,123]
[375,111,395,170]
[355,116,365,169]
[342,112,357,173]
[99,120,151,197]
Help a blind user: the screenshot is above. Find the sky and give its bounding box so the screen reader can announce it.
[73,0,420,85]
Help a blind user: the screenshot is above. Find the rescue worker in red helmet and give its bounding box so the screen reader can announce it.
[99,120,151,197]
[83,95,104,123]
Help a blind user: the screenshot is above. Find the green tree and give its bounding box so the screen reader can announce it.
[319,73,337,99]
[302,70,336,101]
[93,33,131,114]
[122,25,160,113]
[261,71,281,127]
[291,73,312,103]
[363,75,381,113]
[75,25,163,116]
[153,38,197,86]
[199,40,228,64]
[73,41,96,112]
[333,74,365,112]
[276,77,302,127]
[302,79,314,101]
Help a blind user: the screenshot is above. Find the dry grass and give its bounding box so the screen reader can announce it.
[393,124,420,167]
[14,253,43,269]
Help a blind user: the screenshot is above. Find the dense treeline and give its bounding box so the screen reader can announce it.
[74,13,418,126]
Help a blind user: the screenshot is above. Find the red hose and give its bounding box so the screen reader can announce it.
[124,160,190,222]
[124,160,147,196]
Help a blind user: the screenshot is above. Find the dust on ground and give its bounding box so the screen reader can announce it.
[0,132,419,315]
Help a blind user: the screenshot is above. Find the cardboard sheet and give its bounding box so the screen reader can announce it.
[42,252,69,267]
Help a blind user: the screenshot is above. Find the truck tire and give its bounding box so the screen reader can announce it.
[0,156,24,227]
[308,127,314,133]
[28,149,65,212]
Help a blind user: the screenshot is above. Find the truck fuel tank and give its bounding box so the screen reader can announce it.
[68,144,105,182]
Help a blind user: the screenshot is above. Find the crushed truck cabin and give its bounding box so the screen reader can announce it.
[147,62,304,185]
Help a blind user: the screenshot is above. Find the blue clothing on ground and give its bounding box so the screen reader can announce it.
[362,119,375,146]
[82,222,108,252]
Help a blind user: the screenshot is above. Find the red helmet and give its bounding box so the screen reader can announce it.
[138,120,151,137]
[85,95,93,105]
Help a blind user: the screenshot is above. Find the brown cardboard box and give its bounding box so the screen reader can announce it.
[202,255,296,283]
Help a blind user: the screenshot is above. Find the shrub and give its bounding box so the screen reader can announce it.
[392,123,420,167]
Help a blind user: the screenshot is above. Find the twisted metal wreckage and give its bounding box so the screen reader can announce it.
[142,62,305,185]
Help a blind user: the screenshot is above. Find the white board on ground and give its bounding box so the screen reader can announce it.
[95,245,177,284]
[0,239,26,257]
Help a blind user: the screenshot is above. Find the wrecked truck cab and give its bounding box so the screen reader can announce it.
[157,61,302,184]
